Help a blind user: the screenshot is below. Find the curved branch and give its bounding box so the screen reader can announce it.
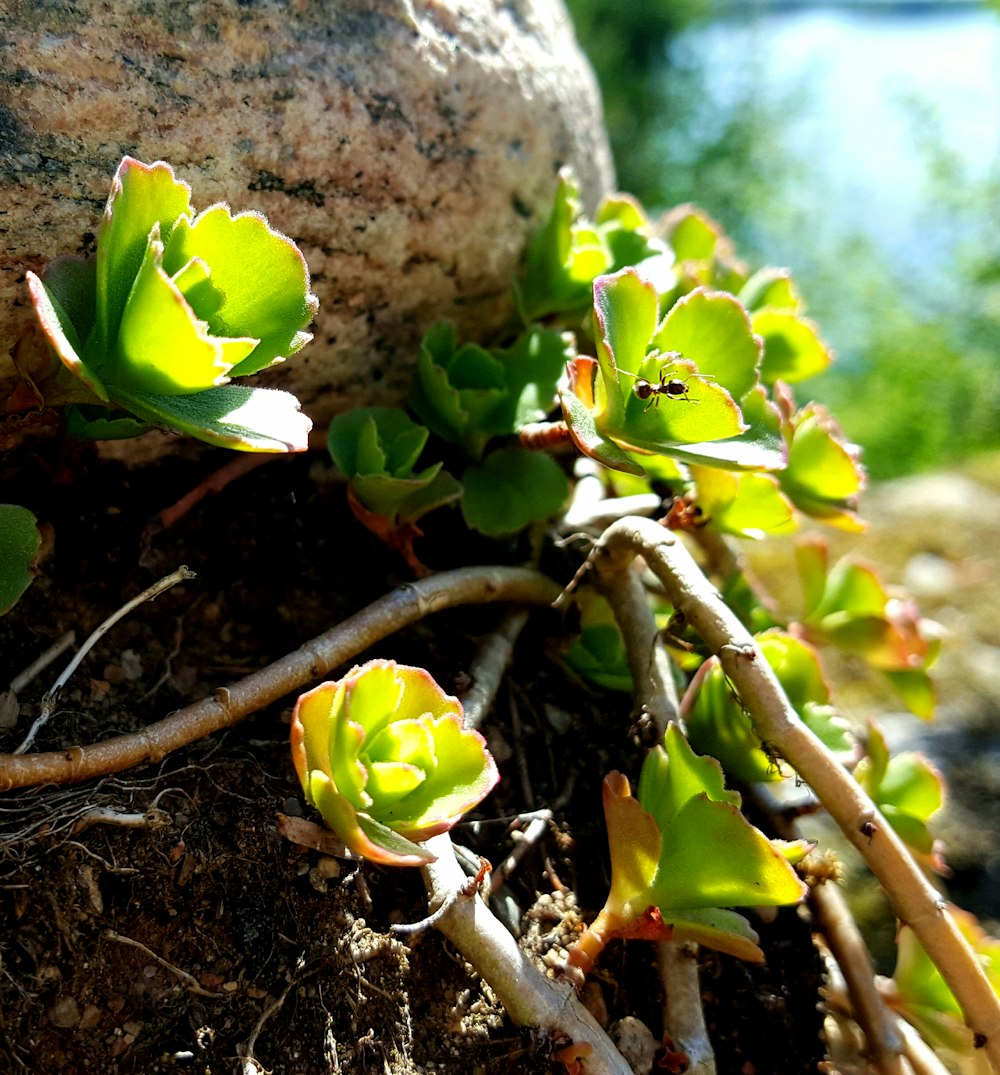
[587,516,1000,1073]
[593,558,678,736]
[0,566,561,791]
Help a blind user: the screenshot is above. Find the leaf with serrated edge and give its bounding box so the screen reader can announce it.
[648,793,806,912]
[95,158,192,355]
[754,309,832,385]
[162,205,318,377]
[592,269,658,429]
[114,226,257,396]
[616,354,745,450]
[651,288,762,401]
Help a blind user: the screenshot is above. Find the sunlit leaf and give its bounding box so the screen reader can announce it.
[651,287,762,401]
[754,309,832,384]
[291,661,497,866]
[493,326,573,430]
[602,771,663,923]
[855,720,944,864]
[27,268,108,402]
[780,404,865,530]
[618,354,746,450]
[739,268,802,313]
[686,630,843,783]
[517,170,612,321]
[114,225,256,396]
[559,367,647,475]
[162,204,318,377]
[592,268,659,429]
[27,156,317,452]
[95,157,192,353]
[666,206,723,262]
[638,723,740,826]
[689,464,796,539]
[117,384,311,452]
[648,792,807,912]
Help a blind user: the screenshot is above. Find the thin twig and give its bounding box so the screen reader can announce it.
[240,955,323,1075]
[889,1004,958,1075]
[154,454,275,533]
[460,609,530,730]
[0,567,560,790]
[10,631,76,693]
[823,965,953,1075]
[13,566,195,755]
[104,928,222,998]
[240,976,297,1075]
[489,814,551,896]
[588,515,1000,1072]
[71,806,172,834]
[811,880,906,1074]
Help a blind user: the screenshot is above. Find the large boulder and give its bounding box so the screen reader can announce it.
[0,0,613,447]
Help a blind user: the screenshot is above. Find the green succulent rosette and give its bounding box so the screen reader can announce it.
[290,659,499,866]
[27,156,317,451]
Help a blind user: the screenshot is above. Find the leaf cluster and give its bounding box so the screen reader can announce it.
[327,323,574,556]
[290,659,498,866]
[27,157,317,453]
[565,724,808,972]
[326,171,868,571]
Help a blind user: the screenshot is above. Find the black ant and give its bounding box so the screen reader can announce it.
[619,360,713,411]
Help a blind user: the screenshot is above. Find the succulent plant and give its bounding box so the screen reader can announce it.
[290,660,499,866]
[27,157,317,451]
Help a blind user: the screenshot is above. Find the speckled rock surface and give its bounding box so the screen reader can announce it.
[0,0,613,445]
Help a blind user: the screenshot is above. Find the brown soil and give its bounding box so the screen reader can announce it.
[0,437,827,1074]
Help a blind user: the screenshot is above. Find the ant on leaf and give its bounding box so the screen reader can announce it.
[617,353,715,411]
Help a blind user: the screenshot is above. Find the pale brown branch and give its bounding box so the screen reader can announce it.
[593,554,678,736]
[657,940,716,1075]
[811,880,906,1075]
[752,783,906,1075]
[460,608,530,731]
[0,566,560,791]
[588,516,1000,1072]
[422,833,632,1075]
[591,537,711,1072]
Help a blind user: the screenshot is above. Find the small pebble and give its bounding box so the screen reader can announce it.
[49,995,81,1028]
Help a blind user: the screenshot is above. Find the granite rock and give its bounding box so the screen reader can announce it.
[0,0,613,448]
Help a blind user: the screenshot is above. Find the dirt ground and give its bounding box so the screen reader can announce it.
[0,436,828,1074]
